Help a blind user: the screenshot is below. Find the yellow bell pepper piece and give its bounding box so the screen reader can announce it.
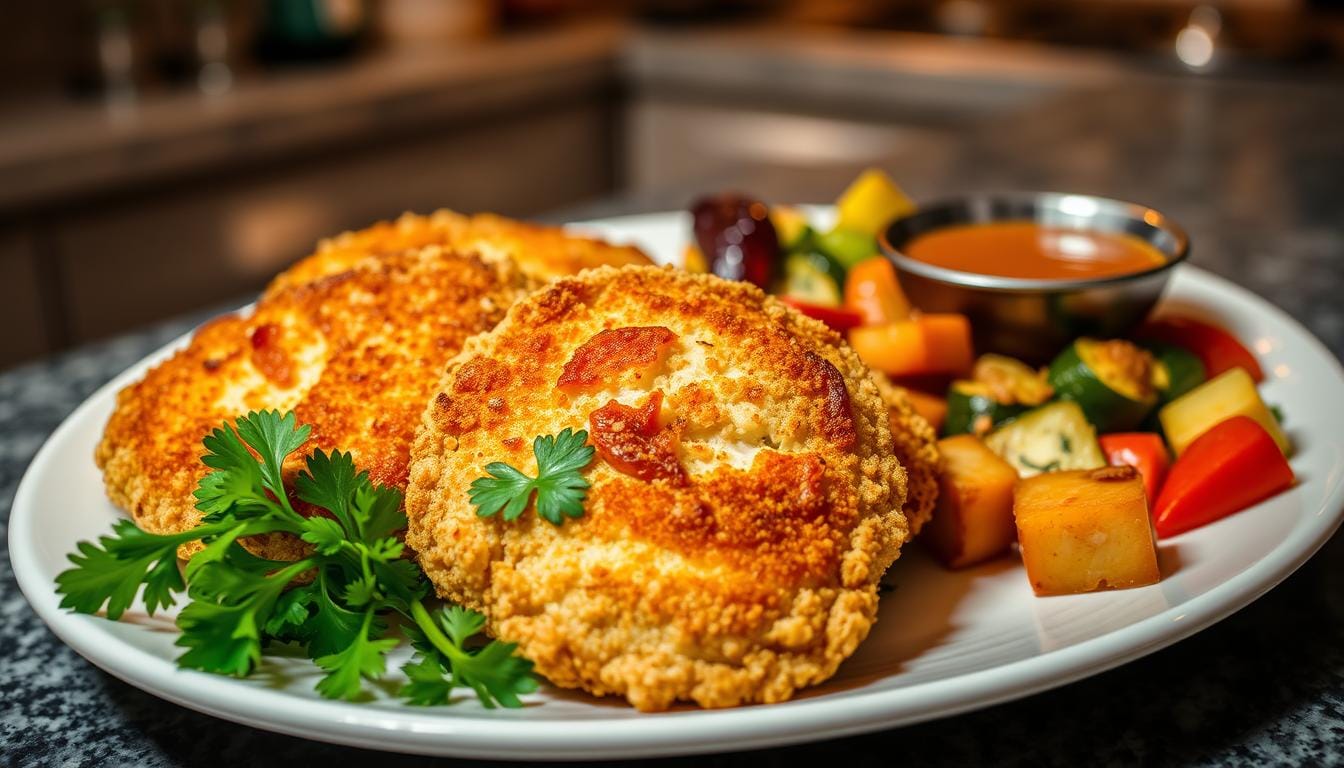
[835,168,916,237]
[1158,367,1290,456]
[770,205,812,251]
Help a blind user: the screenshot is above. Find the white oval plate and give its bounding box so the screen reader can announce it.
[12,211,1344,760]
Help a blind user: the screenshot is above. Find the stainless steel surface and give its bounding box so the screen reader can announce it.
[880,191,1189,362]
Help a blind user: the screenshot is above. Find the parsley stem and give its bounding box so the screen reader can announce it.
[408,598,467,667]
[265,558,319,597]
[276,558,318,580]
[259,492,306,528]
[150,519,244,548]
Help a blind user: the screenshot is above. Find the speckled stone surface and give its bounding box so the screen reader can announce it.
[3,75,1343,766]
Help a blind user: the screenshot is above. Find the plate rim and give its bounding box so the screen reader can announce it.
[11,212,1344,760]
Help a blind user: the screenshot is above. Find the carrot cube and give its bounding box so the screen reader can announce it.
[849,314,973,378]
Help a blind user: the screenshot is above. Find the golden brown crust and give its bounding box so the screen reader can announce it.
[870,372,942,536]
[97,213,644,560]
[97,245,530,560]
[269,210,650,293]
[406,265,909,711]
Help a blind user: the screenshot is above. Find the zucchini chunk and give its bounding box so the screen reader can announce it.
[985,401,1106,477]
[1048,338,1159,432]
[945,383,1025,437]
[778,250,845,307]
[943,354,1053,436]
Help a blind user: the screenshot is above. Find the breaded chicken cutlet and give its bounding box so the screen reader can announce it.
[97,213,650,560]
[871,373,941,536]
[270,210,650,292]
[406,265,910,711]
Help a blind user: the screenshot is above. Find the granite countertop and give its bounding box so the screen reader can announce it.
[3,48,1344,767]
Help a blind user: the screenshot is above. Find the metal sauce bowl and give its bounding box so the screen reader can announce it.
[880,192,1190,364]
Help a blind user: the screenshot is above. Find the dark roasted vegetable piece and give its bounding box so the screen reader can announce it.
[690,194,780,290]
[1137,316,1264,383]
[1145,342,1206,405]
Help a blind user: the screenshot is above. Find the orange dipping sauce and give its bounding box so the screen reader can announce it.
[905,222,1166,280]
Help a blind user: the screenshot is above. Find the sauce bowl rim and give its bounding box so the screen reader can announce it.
[879,191,1191,293]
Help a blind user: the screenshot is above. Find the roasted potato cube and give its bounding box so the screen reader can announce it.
[1014,466,1160,596]
[923,435,1019,568]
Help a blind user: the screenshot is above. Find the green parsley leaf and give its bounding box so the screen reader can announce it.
[175,600,264,676]
[294,449,363,535]
[400,653,457,706]
[365,536,405,562]
[354,483,407,544]
[184,533,283,603]
[57,409,539,710]
[314,609,398,701]
[303,568,368,658]
[469,462,534,521]
[343,575,379,608]
[295,450,407,545]
[455,636,540,709]
[182,518,290,587]
[194,426,268,520]
[401,601,538,709]
[468,428,594,525]
[194,465,269,521]
[195,411,309,521]
[440,604,487,648]
[56,519,221,619]
[264,582,316,639]
[175,558,311,676]
[234,410,310,507]
[367,556,426,606]
[299,517,348,556]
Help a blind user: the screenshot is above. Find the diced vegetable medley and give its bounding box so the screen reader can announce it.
[687,168,1294,598]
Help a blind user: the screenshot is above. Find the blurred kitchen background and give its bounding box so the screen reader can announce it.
[1,0,1342,370]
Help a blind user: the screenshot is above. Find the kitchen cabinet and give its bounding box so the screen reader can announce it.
[0,230,49,366]
[50,102,614,346]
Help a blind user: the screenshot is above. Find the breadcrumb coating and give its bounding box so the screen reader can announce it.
[406,265,910,711]
[269,210,649,292]
[870,373,942,536]
[97,213,644,560]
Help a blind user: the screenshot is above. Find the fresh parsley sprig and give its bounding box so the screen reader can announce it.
[56,410,536,708]
[468,428,594,525]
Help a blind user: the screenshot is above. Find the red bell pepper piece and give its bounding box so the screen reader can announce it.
[1138,316,1264,383]
[1152,415,1294,537]
[1099,433,1170,502]
[781,297,865,332]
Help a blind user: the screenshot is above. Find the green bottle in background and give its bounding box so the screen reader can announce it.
[255,0,366,63]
